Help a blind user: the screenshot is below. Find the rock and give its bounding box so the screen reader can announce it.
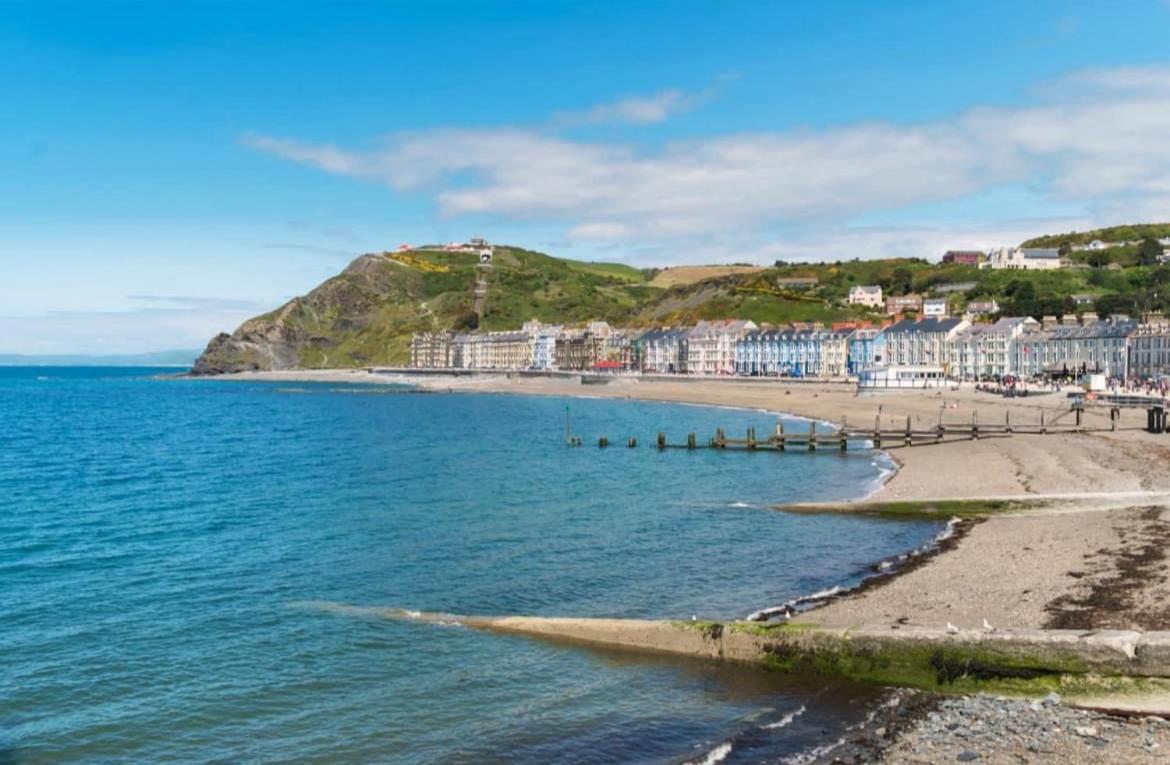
[1073,725,1098,737]
[957,752,981,762]
[1041,692,1062,707]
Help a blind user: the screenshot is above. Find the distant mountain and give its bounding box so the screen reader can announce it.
[0,350,200,367]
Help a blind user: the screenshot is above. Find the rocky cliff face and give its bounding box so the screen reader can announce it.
[191,254,426,374]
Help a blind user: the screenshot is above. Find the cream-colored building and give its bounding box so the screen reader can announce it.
[687,319,758,375]
[947,317,1037,379]
[882,317,969,369]
[984,247,1062,270]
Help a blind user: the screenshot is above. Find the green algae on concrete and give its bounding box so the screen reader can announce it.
[775,498,1049,520]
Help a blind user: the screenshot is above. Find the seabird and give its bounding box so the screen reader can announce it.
[982,618,996,632]
[691,615,697,621]
[946,622,960,634]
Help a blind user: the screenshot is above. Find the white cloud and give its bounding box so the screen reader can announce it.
[245,65,1170,261]
[554,89,699,125]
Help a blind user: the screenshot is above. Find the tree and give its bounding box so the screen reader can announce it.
[1138,237,1162,267]
[1087,250,1111,269]
[890,267,913,294]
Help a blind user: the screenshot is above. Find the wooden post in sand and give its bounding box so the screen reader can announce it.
[809,421,817,451]
[905,415,912,447]
[1040,410,1047,435]
[972,411,979,440]
[1005,410,1012,434]
[873,414,882,449]
[657,432,666,449]
[775,420,785,451]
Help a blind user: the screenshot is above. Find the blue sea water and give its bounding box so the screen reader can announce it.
[0,368,944,764]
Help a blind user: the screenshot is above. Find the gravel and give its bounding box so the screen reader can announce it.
[791,690,1169,764]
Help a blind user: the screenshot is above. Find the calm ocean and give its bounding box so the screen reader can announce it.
[0,368,943,764]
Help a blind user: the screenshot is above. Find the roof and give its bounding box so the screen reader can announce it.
[851,284,882,293]
[885,317,966,334]
[1047,320,1137,340]
[1021,248,1061,259]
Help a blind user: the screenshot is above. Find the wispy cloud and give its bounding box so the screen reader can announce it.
[244,65,1170,260]
[554,88,701,126]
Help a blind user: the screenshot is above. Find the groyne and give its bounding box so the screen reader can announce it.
[372,609,1170,700]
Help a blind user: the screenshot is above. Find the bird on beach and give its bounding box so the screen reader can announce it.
[982,618,997,633]
[691,615,697,621]
[946,622,960,634]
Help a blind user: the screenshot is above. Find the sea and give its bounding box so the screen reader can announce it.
[0,367,946,764]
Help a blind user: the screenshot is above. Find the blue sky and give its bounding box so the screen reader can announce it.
[3,0,1170,353]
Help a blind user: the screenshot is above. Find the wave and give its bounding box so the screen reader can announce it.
[746,586,843,621]
[683,741,733,765]
[746,516,961,621]
[761,704,806,730]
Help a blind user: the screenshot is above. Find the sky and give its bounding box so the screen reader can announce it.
[3,0,1170,354]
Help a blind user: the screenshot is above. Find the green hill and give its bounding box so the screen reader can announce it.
[192,227,1170,374]
[1022,223,1170,248]
[192,246,874,373]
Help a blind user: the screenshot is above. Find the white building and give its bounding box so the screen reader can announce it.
[947,317,1038,380]
[984,247,1063,270]
[1013,316,1136,379]
[857,365,948,389]
[687,319,758,375]
[922,298,948,318]
[882,317,970,369]
[848,284,883,308]
[964,299,1000,318]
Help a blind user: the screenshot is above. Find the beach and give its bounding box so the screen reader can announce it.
[205,369,1170,762]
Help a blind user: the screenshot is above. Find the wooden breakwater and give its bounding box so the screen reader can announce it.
[572,406,1125,453]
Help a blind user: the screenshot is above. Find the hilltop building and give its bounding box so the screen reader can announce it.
[885,294,923,316]
[922,298,949,318]
[964,300,1000,318]
[848,284,883,308]
[941,250,985,266]
[984,247,1062,270]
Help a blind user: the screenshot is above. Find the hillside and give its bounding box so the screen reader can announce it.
[192,227,1170,374]
[192,246,880,373]
[1021,223,1170,248]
